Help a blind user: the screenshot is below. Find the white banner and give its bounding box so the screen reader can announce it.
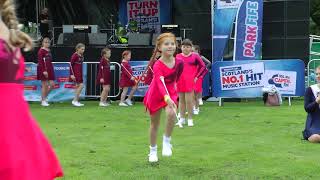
[263,70,297,95]
[217,0,242,9]
[220,62,264,90]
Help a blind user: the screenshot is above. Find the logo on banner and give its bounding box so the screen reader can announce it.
[131,65,148,88]
[220,62,264,90]
[217,0,241,9]
[264,70,297,95]
[127,0,161,32]
[243,1,259,58]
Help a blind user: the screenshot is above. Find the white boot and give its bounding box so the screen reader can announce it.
[175,118,185,128]
[148,145,158,162]
[162,136,172,157]
[188,119,194,127]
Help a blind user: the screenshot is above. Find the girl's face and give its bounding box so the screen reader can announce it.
[193,47,199,54]
[158,38,176,57]
[124,53,131,61]
[42,38,50,48]
[104,51,111,59]
[77,47,85,55]
[181,45,192,55]
[316,68,320,83]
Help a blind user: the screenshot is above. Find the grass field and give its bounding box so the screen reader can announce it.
[29,99,320,180]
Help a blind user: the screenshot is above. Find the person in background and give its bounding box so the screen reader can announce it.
[303,66,320,142]
[119,50,137,106]
[69,43,85,107]
[37,37,55,106]
[97,48,112,107]
[39,8,50,38]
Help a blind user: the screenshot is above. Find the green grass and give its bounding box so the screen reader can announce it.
[29,99,319,180]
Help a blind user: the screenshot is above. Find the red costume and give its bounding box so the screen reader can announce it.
[119,61,135,88]
[143,58,184,115]
[37,48,55,80]
[194,68,209,93]
[0,39,63,179]
[69,53,84,83]
[96,57,111,85]
[176,53,206,93]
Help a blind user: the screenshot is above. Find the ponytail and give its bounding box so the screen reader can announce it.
[1,0,33,51]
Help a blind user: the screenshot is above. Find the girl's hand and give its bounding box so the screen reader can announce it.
[316,96,320,104]
[194,77,198,83]
[100,78,104,83]
[70,75,76,81]
[43,71,48,78]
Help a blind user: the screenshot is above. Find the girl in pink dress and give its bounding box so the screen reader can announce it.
[143,33,184,163]
[119,50,137,106]
[0,1,63,179]
[96,48,111,107]
[176,39,205,128]
[69,43,85,107]
[37,37,55,107]
[192,45,211,114]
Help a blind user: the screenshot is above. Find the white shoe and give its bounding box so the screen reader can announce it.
[193,108,199,115]
[199,98,204,106]
[125,99,133,106]
[188,119,194,127]
[99,102,109,107]
[72,101,83,107]
[148,146,158,163]
[119,102,128,106]
[41,101,49,107]
[175,118,184,128]
[162,136,172,157]
[177,113,181,119]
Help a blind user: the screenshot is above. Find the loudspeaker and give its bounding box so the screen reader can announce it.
[128,33,151,46]
[262,0,309,62]
[88,33,108,45]
[152,33,160,46]
[62,33,88,46]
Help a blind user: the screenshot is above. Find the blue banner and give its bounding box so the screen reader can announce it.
[212,60,305,97]
[212,0,241,61]
[118,0,171,33]
[24,63,87,102]
[129,61,149,97]
[234,0,263,60]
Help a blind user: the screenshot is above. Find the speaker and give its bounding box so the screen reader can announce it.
[262,0,309,62]
[88,33,108,45]
[152,33,160,46]
[161,25,180,37]
[128,33,151,46]
[56,33,89,46]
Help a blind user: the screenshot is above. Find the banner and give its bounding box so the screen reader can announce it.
[129,61,149,96]
[24,63,87,102]
[220,62,264,90]
[119,0,171,33]
[212,0,241,61]
[212,59,305,97]
[234,0,263,60]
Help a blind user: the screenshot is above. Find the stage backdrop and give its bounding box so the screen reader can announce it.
[212,59,305,97]
[118,0,172,33]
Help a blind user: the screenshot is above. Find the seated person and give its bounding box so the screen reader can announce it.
[303,66,320,142]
